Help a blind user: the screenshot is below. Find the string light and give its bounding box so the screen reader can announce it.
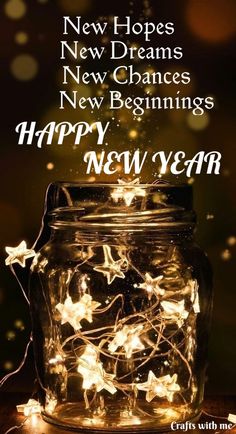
[228,414,236,424]
[160,300,189,328]
[77,345,117,395]
[94,245,125,284]
[136,371,180,403]
[111,178,146,206]
[56,294,101,331]
[5,241,36,267]
[16,399,41,416]
[108,324,145,358]
[135,273,164,300]
[3,182,215,431]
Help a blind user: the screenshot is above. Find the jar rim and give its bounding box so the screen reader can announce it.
[44,181,195,231]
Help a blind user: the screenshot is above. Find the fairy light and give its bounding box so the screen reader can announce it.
[56,294,101,330]
[94,245,125,284]
[135,273,164,300]
[45,397,57,414]
[160,300,189,328]
[77,345,117,394]
[5,241,36,267]
[136,371,180,403]
[3,182,216,430]
[16,399,41,416]
[228,414,236,424]
[111,178,146,206]
[108,325,145,358]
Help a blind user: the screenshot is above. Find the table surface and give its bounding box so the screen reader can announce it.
[0,394,236,434]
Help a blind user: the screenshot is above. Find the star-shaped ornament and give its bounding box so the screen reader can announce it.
[160,299,189,328]
[108,324,144,358]
[56,294,101,331]
[94,245,125,285]
[77,345,117,395]
[111,178,146,207]
[136,273,164,300]
[16,399,41,416]
[137,371,180,402]
[5,241,36,267]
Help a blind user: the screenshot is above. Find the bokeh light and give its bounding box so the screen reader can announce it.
[14,319,25,330]
[129,129,138,139]
[15,31,28,45]
[10,54,38,81]
[3,361,14,371]
[58,0,91,14]
[187,112,210,131]
[46,162,54,171]
[6,330,16,341]
[221,249,232,261]
[227,236,236,247]
[4,0,27,20]
[186,0,236,43]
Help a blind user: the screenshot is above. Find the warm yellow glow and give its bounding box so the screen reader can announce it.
[108,325,144,358]
[228,414,236,424]
[77,345,117,394]
[46,162,54,170]
[137,371,180,402]
[45,397,57,414]
[10,54,38,81]
[5,241,36,267]
[111,178,146,207]
[17,399,41,416]
[94,245,125,285]
[56,294,101,330]
[187,112,210,131]
[5,0,27,19]
[129,129,138,139]
[136,273,164,300]
[160,300,189,328]
[15,31,28,45]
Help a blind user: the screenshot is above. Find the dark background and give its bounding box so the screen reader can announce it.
[0,0,236,396]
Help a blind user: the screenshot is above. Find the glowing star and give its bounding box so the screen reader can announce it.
[111,178,146,206]
[16,399,41,416]
[94,245,125,285]
[56,294,101,331]
[160,300,189,328]
[136,273,164,300]
[77,345,117,395]
[228,414,236,424]
[189,279,200,314]
[136,371,180,402]
[108,325,145,358]
[5,241,36,267]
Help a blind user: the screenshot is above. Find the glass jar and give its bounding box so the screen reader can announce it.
[30,182,212,432]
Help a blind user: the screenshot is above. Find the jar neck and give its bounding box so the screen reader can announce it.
[49,225,195,245]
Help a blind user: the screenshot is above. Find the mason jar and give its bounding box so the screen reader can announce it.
[29,182,213,432]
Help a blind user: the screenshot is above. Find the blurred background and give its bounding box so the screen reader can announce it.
[0,0,236,395]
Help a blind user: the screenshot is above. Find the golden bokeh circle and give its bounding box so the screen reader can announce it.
[186,112,210,131]
[5,0,27,20]
[15,31,28,45]
[10,54,38,81]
